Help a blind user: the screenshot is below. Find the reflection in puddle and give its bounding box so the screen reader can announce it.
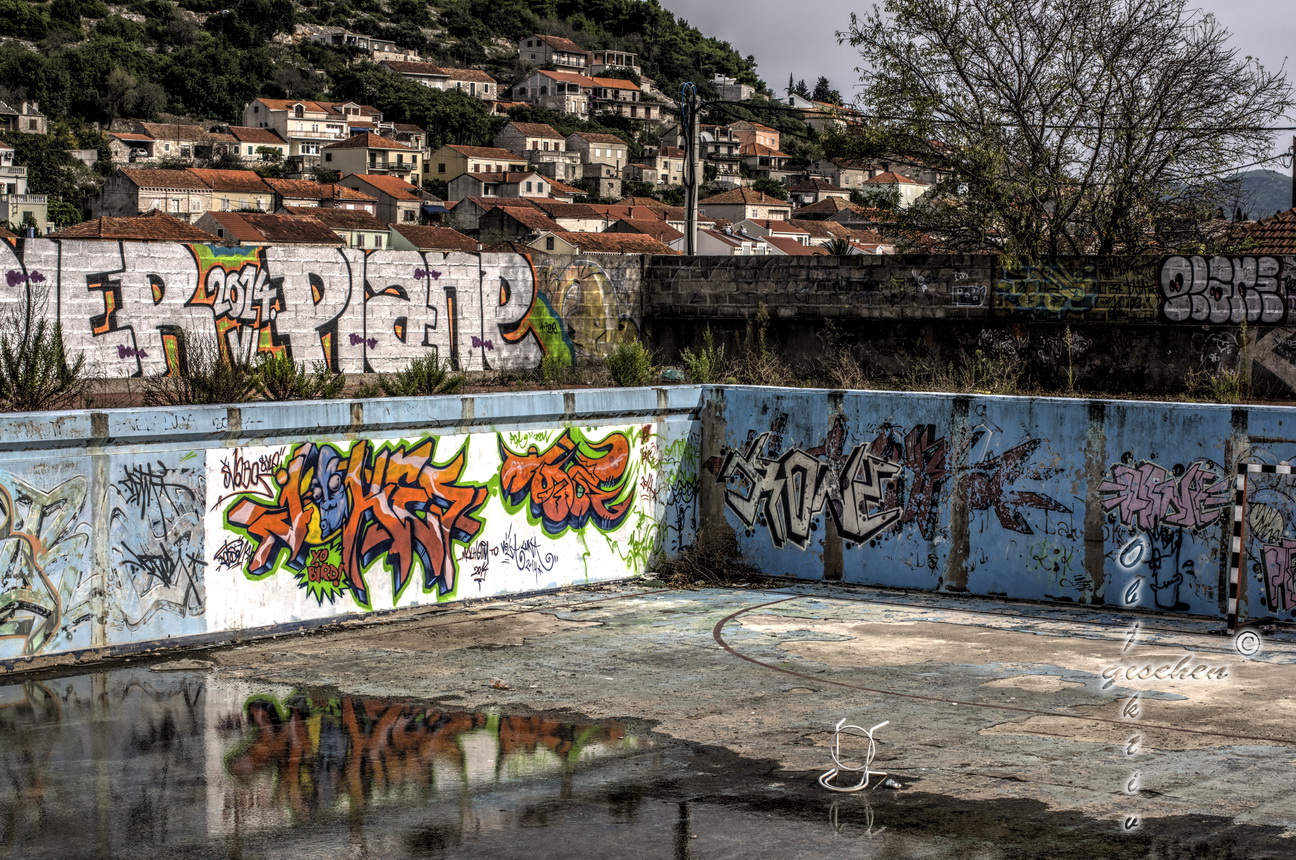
[0,668,645,858]
[222,691,640,827]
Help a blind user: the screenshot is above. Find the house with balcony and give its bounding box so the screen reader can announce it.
[322,133,420,186]
[494,122,582,183]
[308,28,415,62]
[517,34,588,72]
[0,142,48,233]
[739,142,793,183]
[380,61,498,100]
[241,99,383,174]
[589,77,658,122]
[512,70,591,117]
[336,173,424,224]
[589,49,640,77]
[860,171,931,208]
[426,145,531,184]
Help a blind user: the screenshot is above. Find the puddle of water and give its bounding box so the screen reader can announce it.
[0,668,1287,859]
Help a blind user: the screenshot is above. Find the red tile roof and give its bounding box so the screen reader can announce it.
[51,210,220,241]
[1235,208,1296,254]
[504,122,564,140]
[699,187,789,206]
[863,171,921,185]
[264,178,375,201]
[612,218,684,242]
[282,206,387,231]
[545,231,677,255]
[344,173,422,201]
[119,168,208,190]
[762,235,824,256]
[498,209,563,231]
[227,126,288,145]
[570,132,627,145]
[441,67,496,83]
[533,34,586,54]
[237,213,345,245]
[743,218,808,233]
[390,224,479,252]
[188,168,271,194]
[445,145,528,160]
[323,132,411,151]
[200,211,266,244]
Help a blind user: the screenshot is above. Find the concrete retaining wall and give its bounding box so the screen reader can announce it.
[0,387,700,671]
[702,387,1296,625]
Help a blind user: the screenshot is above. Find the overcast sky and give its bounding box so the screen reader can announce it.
[658,0,1296,164]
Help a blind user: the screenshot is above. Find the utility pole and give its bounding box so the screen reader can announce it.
[680,82,701,255]
[1290,136,1295,211]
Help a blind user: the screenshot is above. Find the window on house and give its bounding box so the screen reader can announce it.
[438,163,446,173]
[545,237,554,250]
[294,106,304,118]
[325,153,332,162]
[540,86,548,95]
[171,199,179,213]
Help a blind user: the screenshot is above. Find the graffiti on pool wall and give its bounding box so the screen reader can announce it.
[714,415,1072,551]
[0,474,91,656]
[108,457,205,632]
[713,415,949,549]
[1158,255,1285,325]
[1100,456,1230,611]
[498,428,636,536]
[224,438,488,608]
[1242,471,1296,615]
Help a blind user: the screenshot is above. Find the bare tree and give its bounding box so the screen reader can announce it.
[836,0,1294,257]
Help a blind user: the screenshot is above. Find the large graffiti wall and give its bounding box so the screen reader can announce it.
[0,388,699,671]
[0,239,643,376]
[708,388,1296,623]
[205,419,697,631]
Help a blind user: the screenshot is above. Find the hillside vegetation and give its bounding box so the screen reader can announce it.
[0,0,762,128]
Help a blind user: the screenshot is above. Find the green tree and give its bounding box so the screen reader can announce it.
[752,177,788,200]
[839,0,1294,257]
[811,76,841,105]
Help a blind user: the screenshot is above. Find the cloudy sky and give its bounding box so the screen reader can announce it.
[658,0,1296,163]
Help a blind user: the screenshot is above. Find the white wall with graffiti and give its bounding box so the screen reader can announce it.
[0,239,643,376]
[0,389,699,668]
[708,388,1296,625]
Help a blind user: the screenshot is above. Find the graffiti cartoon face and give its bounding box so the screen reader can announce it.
[308,446,348,539]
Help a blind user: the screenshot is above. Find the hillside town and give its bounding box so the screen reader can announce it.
[0,30,929,256]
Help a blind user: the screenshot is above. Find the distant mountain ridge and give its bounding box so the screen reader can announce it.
[1234,169,1293,221]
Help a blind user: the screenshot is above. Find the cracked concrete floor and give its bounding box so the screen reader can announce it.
[202,582,1296,857]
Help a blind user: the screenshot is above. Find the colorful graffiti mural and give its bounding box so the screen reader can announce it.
[223,439,488,608]
[498,428,636,536]
[2,241,645,379]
